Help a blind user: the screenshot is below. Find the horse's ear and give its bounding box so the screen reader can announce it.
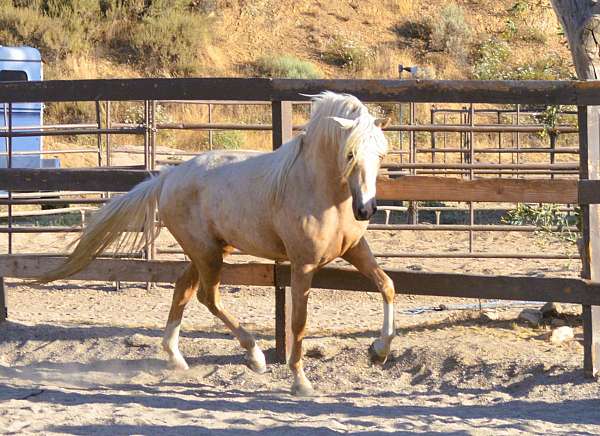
[330,116,355,130]
[375,117,391,129]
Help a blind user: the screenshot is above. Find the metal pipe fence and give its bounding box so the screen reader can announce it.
[0,98,580,262]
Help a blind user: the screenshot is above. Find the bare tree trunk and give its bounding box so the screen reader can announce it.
[550,0,600,79]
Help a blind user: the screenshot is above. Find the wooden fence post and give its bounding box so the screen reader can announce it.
[272,101,293,364]
[0,278,6,323]
[579,105,600,378]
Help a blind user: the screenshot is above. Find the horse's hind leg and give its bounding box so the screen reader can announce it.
[195,254,267,374]
[162,263,200,370]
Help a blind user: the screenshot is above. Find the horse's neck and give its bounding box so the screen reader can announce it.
[296,136,349,203]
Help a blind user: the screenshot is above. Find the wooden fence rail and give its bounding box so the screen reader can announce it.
[1,168,596,204]
[2,78,600,104]
[2,256,600,306]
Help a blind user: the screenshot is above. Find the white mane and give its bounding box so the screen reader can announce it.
[268,91,379,203]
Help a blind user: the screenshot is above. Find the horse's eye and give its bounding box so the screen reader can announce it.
[347,152,354,161]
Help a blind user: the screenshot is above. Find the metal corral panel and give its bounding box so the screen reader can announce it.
[0,46,44,169]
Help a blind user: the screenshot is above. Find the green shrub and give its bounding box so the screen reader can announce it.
[128,9,210,76]
[255,55,321,79]
[212,131,243,150]
[503,203,580,243]
[429,4,471,59]
[322,36,372,72]
[472,38,511,80]
[473,39,571,80]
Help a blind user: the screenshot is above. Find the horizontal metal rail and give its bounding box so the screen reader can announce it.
[413,147,579,154]
[0,226,81,233]
[384,124,578,133]
[0,197,107,205]
[384,163,579,170]
[0,127,144,137]
[0,149,100,156]
[367,224,578,232]
[155,248,575,260]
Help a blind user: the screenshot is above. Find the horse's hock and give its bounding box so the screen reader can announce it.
[0,78,599,376]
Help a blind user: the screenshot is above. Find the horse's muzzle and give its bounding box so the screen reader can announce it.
[354,198,377,221]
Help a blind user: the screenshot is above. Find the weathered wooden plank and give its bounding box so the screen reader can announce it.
[0,78,275,103]
[578,180,600,204]
[377,176,578,203]
[0,168,154,192]
[0,168,581,204]
[579,106,600,378]
[0,256,274,286]
[0,78,599,104]
[2,254,600,305]
[274,264,600,305]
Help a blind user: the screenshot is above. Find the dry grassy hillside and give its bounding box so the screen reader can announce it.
[0,0,571,81]
[0,0,577,156]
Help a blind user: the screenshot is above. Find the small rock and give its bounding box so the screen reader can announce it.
[518,308,543,326]
[481,310,499,321]
[540,302,565,318]
[550,326,574,344]
[304,342,339,360]
[124,334,153,347]
[305,345,326,359]
[551,318,566,328]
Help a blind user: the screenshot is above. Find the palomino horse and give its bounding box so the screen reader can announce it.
[36,91,395,396]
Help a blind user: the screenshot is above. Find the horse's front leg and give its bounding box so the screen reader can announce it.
[343,237,396,364]
[288,263,315,396]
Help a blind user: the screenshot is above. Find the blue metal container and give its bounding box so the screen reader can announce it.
[0,46,48,169]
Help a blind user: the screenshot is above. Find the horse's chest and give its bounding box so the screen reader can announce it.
[308,223,366,265]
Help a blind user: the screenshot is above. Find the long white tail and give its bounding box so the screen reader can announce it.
[35,170,170,283]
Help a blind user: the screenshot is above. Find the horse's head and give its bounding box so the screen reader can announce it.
[331,114,390,221]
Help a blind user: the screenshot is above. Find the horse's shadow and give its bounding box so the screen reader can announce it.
[0,320,274,342]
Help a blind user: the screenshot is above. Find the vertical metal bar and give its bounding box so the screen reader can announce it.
[149,101,157,289]
[95,100,102,167]
[208,103,213,150]
[142,100,154,290]
[579,105,600,378]
[408,102,417,224]
[106,101,111,167]
[550,133,557,180]
[150,101,157,171]
[143,101,149,169]
[497,110,502,175]
[516,104,521,174]
[7,103,12,255]
[443,112,447,163]
[469,104,475,253]
[0,102,10,322]
[272,100,293,364]
[430,105,436,163]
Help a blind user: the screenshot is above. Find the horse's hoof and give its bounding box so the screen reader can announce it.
[167,358,189,371]
[245,358,267,374]
[245,346,267,374]
[291,382,317,397]
[368,342,388,365]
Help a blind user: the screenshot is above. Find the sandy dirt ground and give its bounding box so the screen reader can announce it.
[0,231,598,435]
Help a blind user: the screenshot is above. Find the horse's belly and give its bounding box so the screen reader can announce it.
[214,219,287,261]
